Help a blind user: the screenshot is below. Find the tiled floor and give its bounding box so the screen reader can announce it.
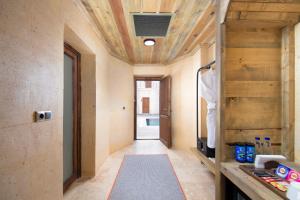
[64,140,215,200]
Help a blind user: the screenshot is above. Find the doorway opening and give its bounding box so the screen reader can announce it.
[63,43,81,192]
[134,76,172,148]
[135,78,160,140]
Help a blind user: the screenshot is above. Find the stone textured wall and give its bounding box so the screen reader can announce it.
[0,1,64,199]
[0,0,134,199]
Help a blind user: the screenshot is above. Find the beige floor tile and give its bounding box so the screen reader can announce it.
[64,140,215,200]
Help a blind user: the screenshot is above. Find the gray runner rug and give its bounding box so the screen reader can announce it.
[108,154,186,200]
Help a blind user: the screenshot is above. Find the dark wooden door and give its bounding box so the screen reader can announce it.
[142,97,150,114]
[160,76,172,148]
[63,43,81,192]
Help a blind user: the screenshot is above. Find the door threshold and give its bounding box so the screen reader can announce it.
[135,139,160,140]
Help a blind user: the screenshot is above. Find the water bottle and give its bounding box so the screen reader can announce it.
[246,143,255,163]
[255,137,261,154]
[264,137,272,154]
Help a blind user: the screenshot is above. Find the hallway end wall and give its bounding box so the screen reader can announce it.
[133,51,201,150]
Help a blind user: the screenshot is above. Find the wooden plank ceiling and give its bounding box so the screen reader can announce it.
[81,0,215,64]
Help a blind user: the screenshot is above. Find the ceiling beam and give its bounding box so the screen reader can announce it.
[109,0,135,63]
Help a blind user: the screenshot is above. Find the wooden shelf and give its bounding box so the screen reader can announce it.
[221,162,283,200]
[191,148,216,175]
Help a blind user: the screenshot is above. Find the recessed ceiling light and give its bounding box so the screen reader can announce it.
[144,39,156,46]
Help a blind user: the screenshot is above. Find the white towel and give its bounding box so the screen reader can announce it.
[199,69,217,148]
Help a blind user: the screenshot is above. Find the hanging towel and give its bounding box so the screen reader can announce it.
[199,69,217,149]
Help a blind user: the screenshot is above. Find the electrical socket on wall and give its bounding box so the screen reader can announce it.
[34,111,52,122]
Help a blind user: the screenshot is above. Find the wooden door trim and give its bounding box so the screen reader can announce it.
[134,76,163,140]
[159,76,172,148]
[63,43,81,192]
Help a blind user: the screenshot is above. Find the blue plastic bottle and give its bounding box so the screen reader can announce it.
[235,143,246,163]
[246,143,255,163]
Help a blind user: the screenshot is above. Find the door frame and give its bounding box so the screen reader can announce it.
[63,43,81,192]
[134,76,163,140]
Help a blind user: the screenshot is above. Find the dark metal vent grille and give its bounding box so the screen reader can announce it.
[133,15,171,37]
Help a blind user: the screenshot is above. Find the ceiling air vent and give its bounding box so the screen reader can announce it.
[133,14,172,37]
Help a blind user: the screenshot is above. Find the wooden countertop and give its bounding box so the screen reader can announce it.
[221,162,284,200]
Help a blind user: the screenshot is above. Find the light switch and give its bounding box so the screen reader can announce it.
[35,111,45,122]
[34,111,52,122]
[45,111,52,120]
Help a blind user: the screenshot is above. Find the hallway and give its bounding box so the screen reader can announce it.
[64,140,215,200]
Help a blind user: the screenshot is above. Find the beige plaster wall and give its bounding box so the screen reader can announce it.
[168,50,201,149]
[133,64,170,76]
[1,0,202,199]
[108,56,134,153]
[132,51,201,150]
[0,1,64,199]
[0,0,134,199]
[295,23,300,163]
[63,0,112,172]
[64,25,97,177]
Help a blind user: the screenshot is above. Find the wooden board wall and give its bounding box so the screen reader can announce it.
[223,25,282,159]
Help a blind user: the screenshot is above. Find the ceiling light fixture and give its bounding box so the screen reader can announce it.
[144,39,156,46]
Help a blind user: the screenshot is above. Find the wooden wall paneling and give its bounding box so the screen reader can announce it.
[224,22,282,159]
[215,2,226,198]
[226,11,240,20]
[216,25,226,200]
[230,2,300,13]
[225,48,281,64]
[225,48,281,81]
[225,62,281,81]
[281,25,295,161]
[225,97,281,130]
[225,81,281,98]
[226,28,281,48]
[225,129,282,145]
[238,12,299,24]
[226,19,288,29]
